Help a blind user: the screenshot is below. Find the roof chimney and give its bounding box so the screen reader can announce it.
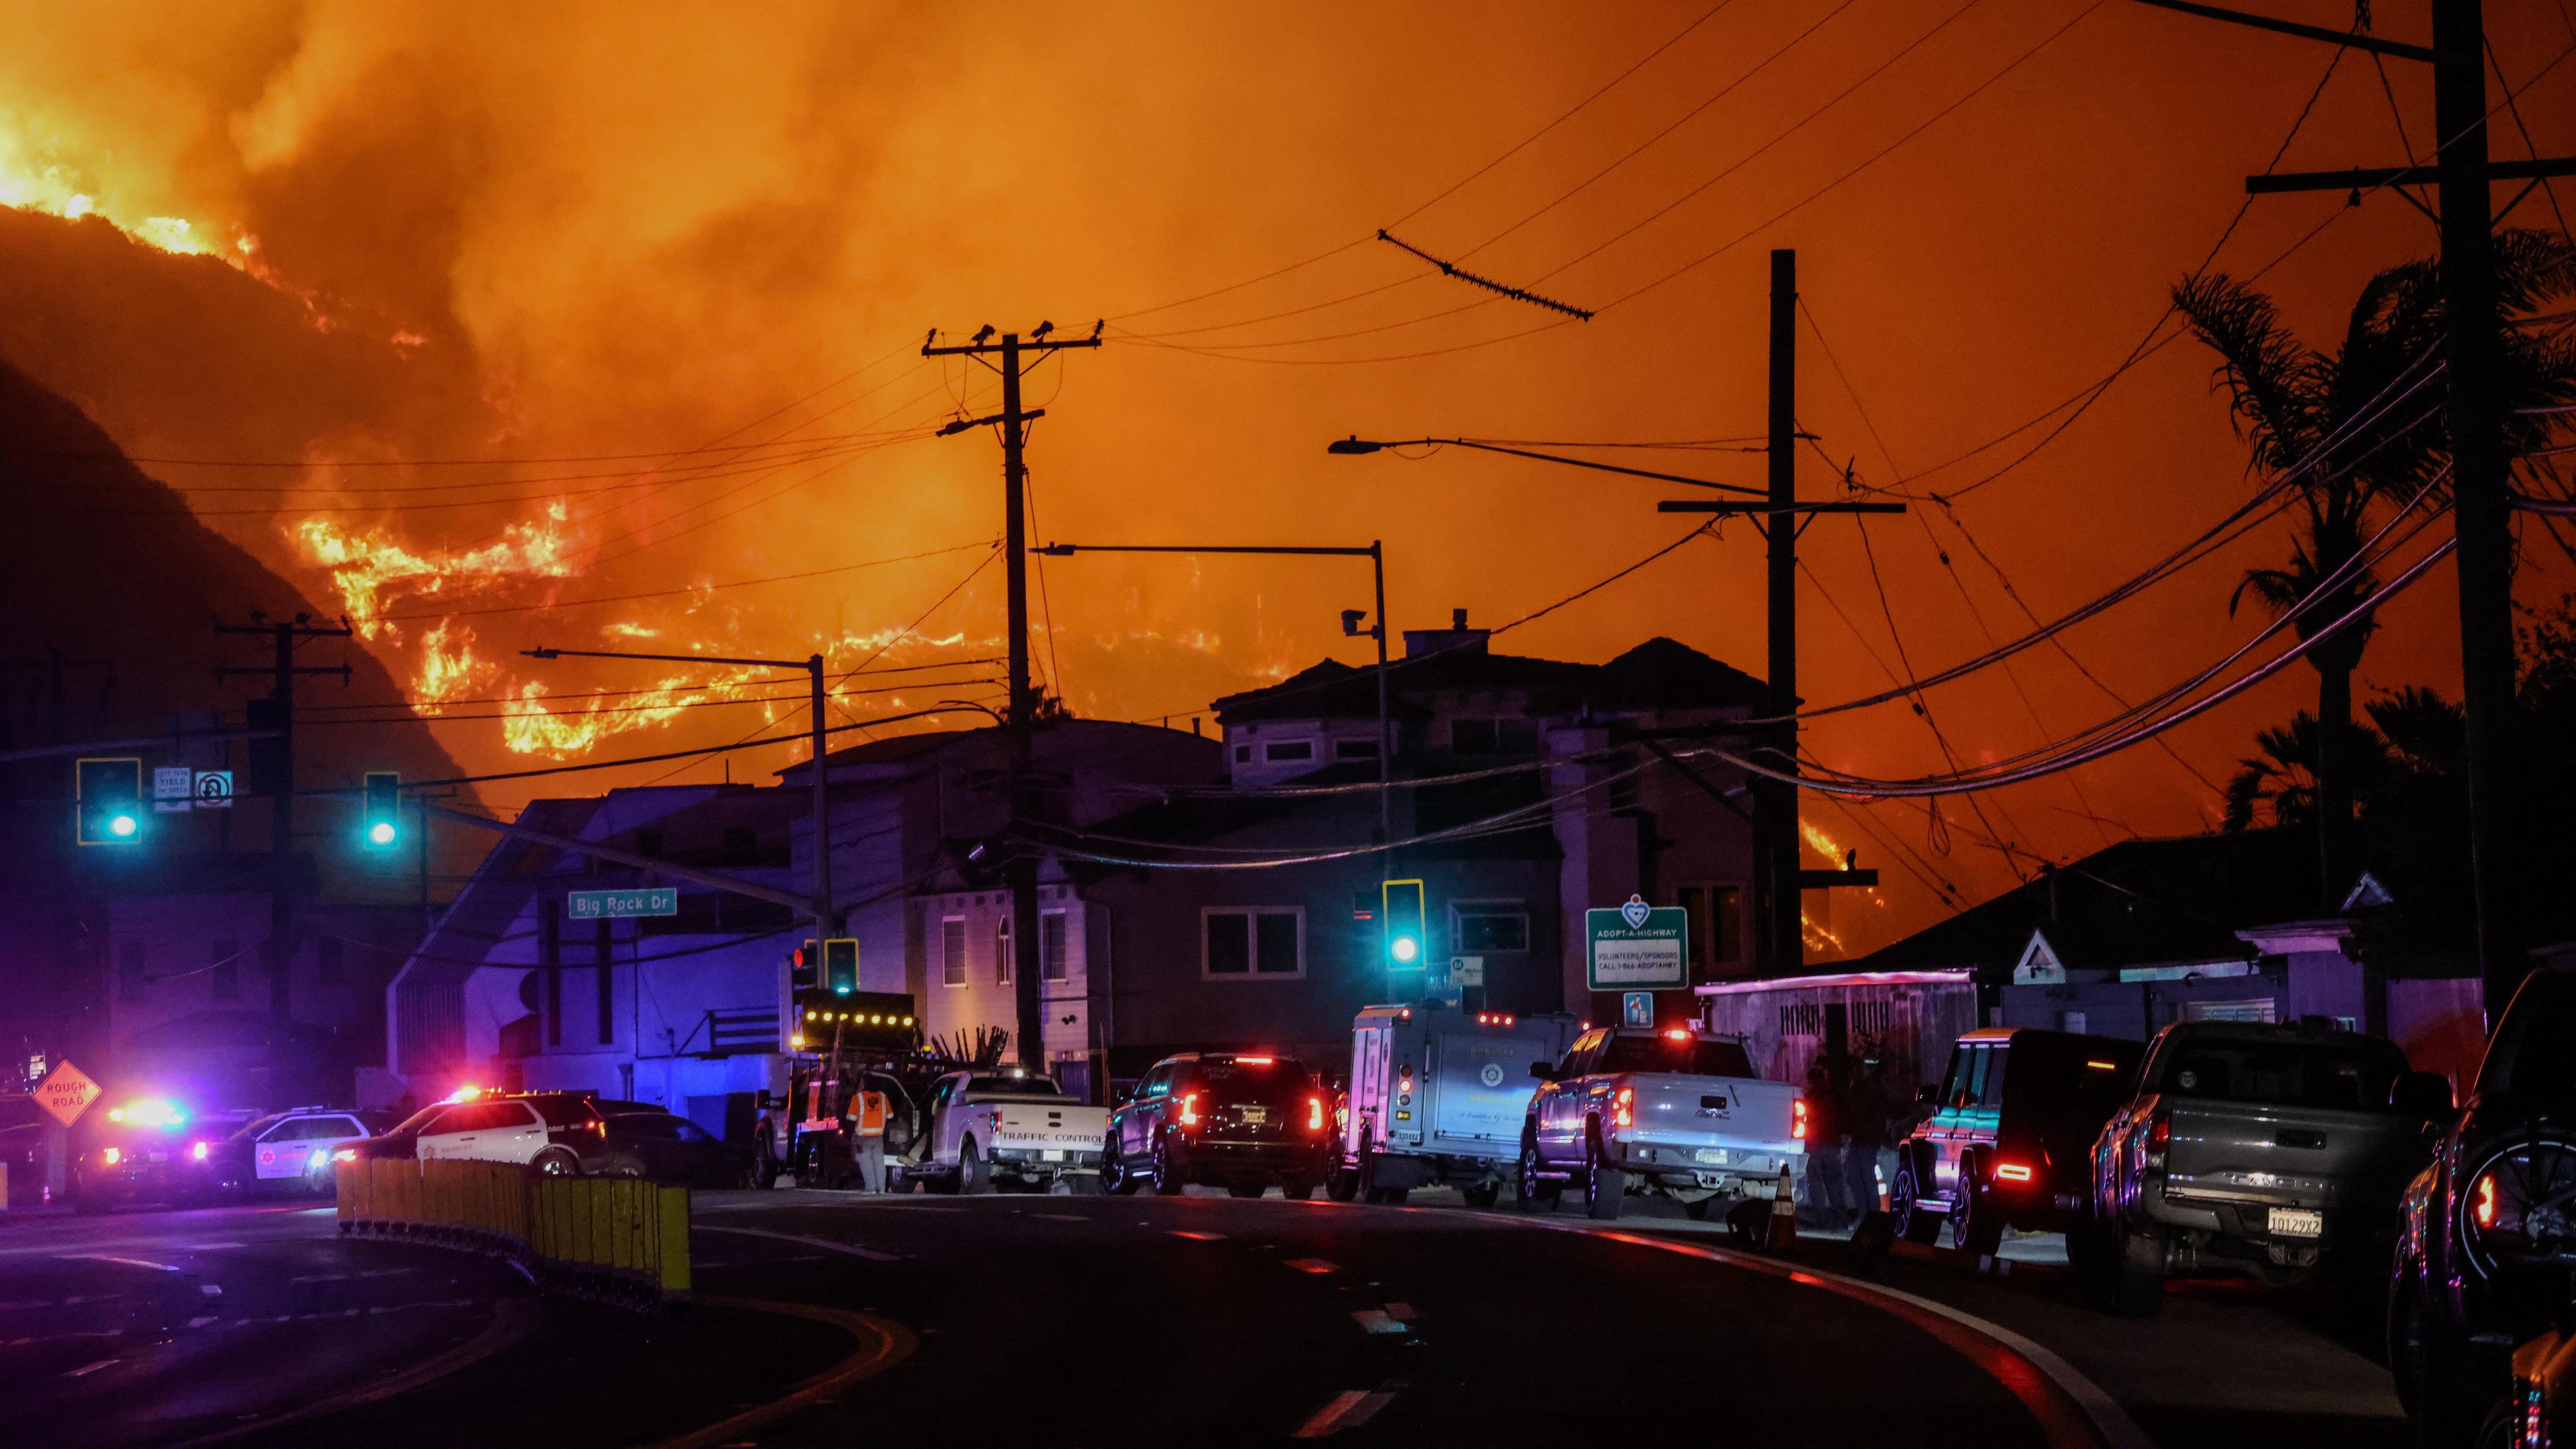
[1403,607,1490,659]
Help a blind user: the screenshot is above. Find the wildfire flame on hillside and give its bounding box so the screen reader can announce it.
[1,125,236,259]
[294,504,579,638]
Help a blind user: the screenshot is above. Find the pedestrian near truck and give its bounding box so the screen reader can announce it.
[1843,1048,1896,1215]
[1804,1055,1855,1230]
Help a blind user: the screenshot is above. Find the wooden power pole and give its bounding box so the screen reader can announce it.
[923,323,1102,1072]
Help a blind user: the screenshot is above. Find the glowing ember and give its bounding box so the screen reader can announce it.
[293,503,578,638]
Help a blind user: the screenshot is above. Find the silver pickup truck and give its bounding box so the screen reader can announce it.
[1521,1026,1804,1221]
[2084,1020,2445,1316]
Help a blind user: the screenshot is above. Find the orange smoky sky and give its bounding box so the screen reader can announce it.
[1,2,2570,958]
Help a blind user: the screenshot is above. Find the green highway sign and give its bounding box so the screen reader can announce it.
[567,887,679,920]
[1585,894,1686,992]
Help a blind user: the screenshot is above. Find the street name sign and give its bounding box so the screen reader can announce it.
[567,887,679,920]
[1585,894,1686,991]
[35,1059,102,1127]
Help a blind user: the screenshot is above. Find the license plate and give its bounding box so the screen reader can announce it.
[1041,1149,1065,1162]
[1240,1108,1267,1125]
[1694,1148,1729,1164]
[2268,1207,2323,1238]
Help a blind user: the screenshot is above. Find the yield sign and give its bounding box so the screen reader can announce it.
[35,1059,102,1127]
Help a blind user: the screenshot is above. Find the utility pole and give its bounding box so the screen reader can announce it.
[1762,250,1800,980]
[215,615,352,1021]
[925,322,1103,1072]
[1658,251,1900,979]
[2133,0,2576,1014]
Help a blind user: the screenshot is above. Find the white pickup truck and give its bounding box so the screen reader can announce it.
[905,1070,1109,1194]
[1521,1026,1806,1220]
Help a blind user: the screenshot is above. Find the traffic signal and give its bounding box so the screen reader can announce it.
[1382,878,1427,969]
[360,772,401,849]
[75,757,145,846]
[823,938,859,995]
[791,939,820,990]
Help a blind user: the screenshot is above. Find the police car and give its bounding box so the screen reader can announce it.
[206,1107,375,1195]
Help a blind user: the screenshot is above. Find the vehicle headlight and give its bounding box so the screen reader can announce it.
[2461,1139,2576,1280]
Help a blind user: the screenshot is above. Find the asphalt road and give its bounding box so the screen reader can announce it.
[0,1184,2409,1447]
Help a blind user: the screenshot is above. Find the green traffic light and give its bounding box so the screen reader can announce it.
[109,814,138,838]
[1391,935,1419,963]
[368,820,398,847]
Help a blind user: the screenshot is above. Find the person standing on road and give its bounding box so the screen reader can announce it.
[1803,1054,1853,1231]
[1843,1046,1894,1216]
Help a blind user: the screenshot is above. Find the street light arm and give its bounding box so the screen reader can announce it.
[1327,436,1767,497]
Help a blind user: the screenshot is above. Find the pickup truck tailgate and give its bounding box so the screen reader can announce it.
[981,1102,1109,1154]
[1621,1073,1804,1155]
[2163,1099,2418,1210]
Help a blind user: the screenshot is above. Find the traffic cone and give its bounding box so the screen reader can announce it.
[1768,1163,1798,1249]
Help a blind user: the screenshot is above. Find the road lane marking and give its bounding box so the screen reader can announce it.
[165,1299,540,1449]
[1557,1224,2148,1449]
[1029,1213,1086,1222]
[63,1254,185,1273]
[1294,1389,1396,1438]
[1283,1258,1340,1274]
[647,1299,916,1449]
[1350,1309,1408,1335]
[693,1224,902,1261]
[62,1358,120,1378]
[1169,1230,1225,1241]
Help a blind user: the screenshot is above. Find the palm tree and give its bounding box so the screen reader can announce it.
[2177,228,2576,905]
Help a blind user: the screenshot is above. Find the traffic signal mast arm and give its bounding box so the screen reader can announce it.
[417,799,814,914]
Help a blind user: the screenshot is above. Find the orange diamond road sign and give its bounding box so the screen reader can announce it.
[35,1059,102,1128]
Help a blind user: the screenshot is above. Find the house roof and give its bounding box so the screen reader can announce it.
[1844,827,2325,979]
[1211,636,1764,726]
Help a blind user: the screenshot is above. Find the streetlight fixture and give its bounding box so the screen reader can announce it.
[523,645,840,934]
[1030,542,1394,843]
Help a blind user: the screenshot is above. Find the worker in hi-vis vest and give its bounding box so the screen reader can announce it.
[852,1089,888,1193]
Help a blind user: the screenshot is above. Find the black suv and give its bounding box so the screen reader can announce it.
[2393,966,2575,1444]
[1103,1053,1333,1199]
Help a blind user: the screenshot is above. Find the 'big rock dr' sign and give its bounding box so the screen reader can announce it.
[1586,894,1687,993]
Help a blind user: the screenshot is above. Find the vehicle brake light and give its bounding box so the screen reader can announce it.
[1503,1015,1514,1027]
[1613,1087,1633,1130]
[1994,1161,2033,1182]
[1307,1097,1324,1132]
[1238,1056,1274,1065]
[2147,1111,2169,1153]
[1665,1028,1690,1041]
[1178,1093,1199,1128]
[2475,1172,2498,1227]
[2084,1060,2117,1071]
[101,1147,123,1166]
[1792,1099,1809,1140]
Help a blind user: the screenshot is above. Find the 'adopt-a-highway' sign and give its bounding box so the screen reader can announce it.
[1586,894,1686,991]
[567,887,679,920]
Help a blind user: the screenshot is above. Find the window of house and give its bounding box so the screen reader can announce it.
[1041,911,1069,982]
[317,936,344,986]
[118,942,148,1001]
[1234,745,1252,763]
[1452,718,1497,754]
[942,917,967,987]
[1264,741,1314,762]
[1452,906,1528,953]
[996,915,1012,986]
[1334,738,1379,759]
[211,940,240,1001]
[1203,907,1303,979]
[1677,884,1743,975]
